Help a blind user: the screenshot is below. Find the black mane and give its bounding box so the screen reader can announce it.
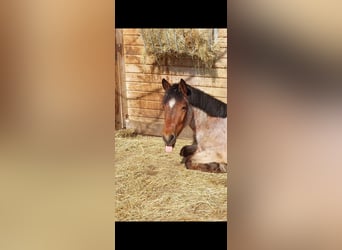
[162,83,227,118]
[187,85,227,118]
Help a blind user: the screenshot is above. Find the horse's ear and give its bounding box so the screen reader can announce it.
[162,79,171,91]
[179,79,189,96]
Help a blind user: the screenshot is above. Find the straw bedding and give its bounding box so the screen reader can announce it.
[114,129,227,221]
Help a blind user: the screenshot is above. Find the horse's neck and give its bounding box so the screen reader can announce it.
[188,107,207,146]
[185,107,196,144]
[189,106,227,151]
[188,106,208,135]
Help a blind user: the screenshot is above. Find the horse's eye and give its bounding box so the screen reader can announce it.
[182,106,187,111]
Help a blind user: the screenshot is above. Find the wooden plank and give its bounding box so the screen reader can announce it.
[217,41,227,46]
[218,29,227,38]
[125,55,227,68]
[125,73,227,87]
[115,29,128,129]
[216,37,227,44]
[126,82,164,92]
[216,49,228,59]
[123,29,141,35]
[124,64,227,78]
[124,45,145,55]
[126,91,228,103]
[124,55,147,64]
[194,87,227,98]
[126,79,228,89]
[125,120,164,137]
[128,115,164,123]
[127,100,163,110]
[126,120,193,138]
[126,82,227,98]
[128,98,227,109]
[123,34,144,45]
[216,97,228,103]
[216,38,227,49]
[128,107,164,118]
[127,91,164,102]
[214,57,227,68]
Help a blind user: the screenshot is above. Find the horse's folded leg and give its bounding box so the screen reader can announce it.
[185,159,202,170]
[186,162,227,173]
[180,156,186,164]
[219,163,228,172]
[184,158,192,169]
[180,145,197,157]
[198,162,221,173]
[215,163,227,173]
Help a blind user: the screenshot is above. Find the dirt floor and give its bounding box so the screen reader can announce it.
[114,129,227,221]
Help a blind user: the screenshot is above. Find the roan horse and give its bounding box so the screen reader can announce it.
[161,78,227,173]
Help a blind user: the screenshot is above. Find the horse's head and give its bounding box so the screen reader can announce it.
[161,78,191,153]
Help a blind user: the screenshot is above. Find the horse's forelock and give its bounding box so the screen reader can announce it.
[162,84,185,105]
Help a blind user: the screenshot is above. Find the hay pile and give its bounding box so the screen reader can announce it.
[115,129,227,221]
[140,29,220,68]
[114,128,137,138]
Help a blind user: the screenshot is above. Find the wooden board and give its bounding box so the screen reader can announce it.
[126,82,227,98]
[127,120,193,139]
[124,55,227,68]
[115,29,128,129]
[128,108,164,118]
[127,100,163,110]
[124,64,227,78]
[125,73,227,87]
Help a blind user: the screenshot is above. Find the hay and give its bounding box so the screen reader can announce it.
[140,29,220,68]
[114,131,227,221]
[115,128,137,138]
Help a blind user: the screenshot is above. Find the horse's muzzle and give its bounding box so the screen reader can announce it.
[163,134,176,147]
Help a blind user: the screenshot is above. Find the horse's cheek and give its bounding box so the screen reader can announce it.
[174,117,183,135]
[179,113,187,128]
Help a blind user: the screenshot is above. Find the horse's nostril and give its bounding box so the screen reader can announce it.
[163,134,176,145]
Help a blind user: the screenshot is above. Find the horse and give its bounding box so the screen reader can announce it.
[161,78,227,173]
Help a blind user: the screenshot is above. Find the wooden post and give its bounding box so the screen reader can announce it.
[115,29,128,129]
